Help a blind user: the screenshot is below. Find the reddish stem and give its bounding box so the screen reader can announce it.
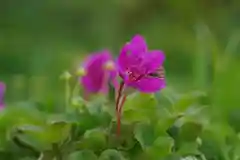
[115,81,125,136]
[119,95,126,114]
[117,95,126,136]
[116,81,124,111]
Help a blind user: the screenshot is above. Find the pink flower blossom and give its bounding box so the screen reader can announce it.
[118,34,166,92]
[116,35,166,135]
[80,50,118,97]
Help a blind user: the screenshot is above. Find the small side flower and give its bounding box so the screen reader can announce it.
[79,50,118,99]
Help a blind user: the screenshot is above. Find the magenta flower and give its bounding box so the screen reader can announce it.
[80,50,118,97]
[116,34,166,135]
[0,82,6,109]
[118,34,166,93]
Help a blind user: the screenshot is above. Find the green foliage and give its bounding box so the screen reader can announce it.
[1,57,240,160]
[122,93,157,123]
[0,80,217,159]
[1,1,240,159]
[99,149,125,160]
[67,150,98,160]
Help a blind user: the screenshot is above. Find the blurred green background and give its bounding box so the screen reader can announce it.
[0,0,239,105]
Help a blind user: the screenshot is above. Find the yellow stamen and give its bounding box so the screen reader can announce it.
[104,61,115,71]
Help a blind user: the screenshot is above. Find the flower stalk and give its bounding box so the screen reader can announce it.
[115,81,125,136]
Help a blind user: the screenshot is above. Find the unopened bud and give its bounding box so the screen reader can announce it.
[60,71,72,80]
[76,67,87,76]
[196,137,202,146]
[104,61,115,71]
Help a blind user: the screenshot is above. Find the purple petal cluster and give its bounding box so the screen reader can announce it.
[117,35,166,93]
[80,50,118,95]
[79,34,166,96]
[114,35,166,135]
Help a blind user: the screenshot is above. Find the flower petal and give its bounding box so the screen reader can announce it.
[81,50,112,93]
[0,104,4,109]
[118,43,130,72]
[83,50,112,68]
[81,73,104,92]
[130,34,148,54]
[143,50,165,73]
[109,70,119,89]
[130,77,166,93]
[117,35,148,72]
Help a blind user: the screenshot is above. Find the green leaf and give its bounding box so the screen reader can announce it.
[38,151,54,160]
[2,105,46,126]
[154,114,178,136]
[199,130,224,160]
[124,93,157,111]
[213,57,240,120]
[14,133,50,151]
[67,150,98,160]
[177,142,200,156]
[173,91,206,113]
[97,111,112,128]
[179,121,202,142]
[156,87,179,106]
[77,108,111,134]
[107,123,135,149]
[99,149,125,160]
[12,125,52,151]
[163,154,182,160]
[12,118,71,151]
[0,105,47,150]
[180,156,199,160]
[146,136,174,159]
[78,112,99,132]
[199,123,235,160]
[228,108,240,133]
[46,122,71,143]
[76,128,107,151]
[122,93,158,123]
[47,113,79,125]
[123,109,149,123]
[17,124,43,132]
[85,95,107,115]
[232,142,240,160]
[19,158,36,160]
[44,113,79,144]
[134,123,155,150]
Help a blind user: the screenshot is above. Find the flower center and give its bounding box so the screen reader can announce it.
[104,60,116,71]
[126,70,143,82]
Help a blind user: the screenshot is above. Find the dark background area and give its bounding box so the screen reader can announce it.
[0,0,239,103]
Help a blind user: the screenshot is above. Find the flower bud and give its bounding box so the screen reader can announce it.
[60,71,72,80]
[76,67,87,76]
